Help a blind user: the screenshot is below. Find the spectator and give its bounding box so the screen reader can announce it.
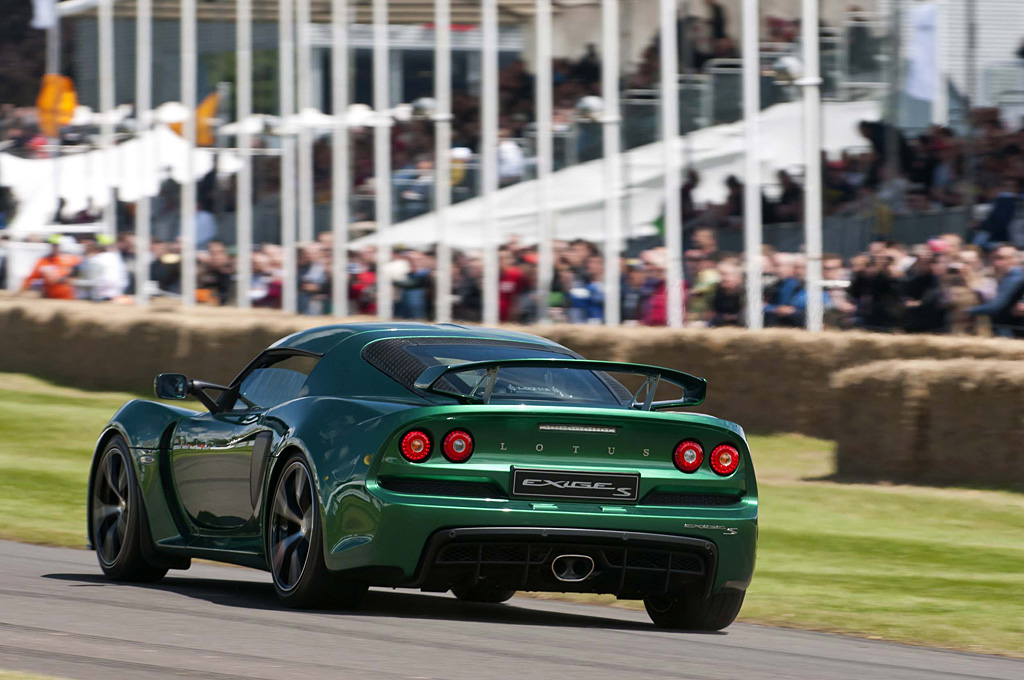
[704,0,728,41]
[395,250,432,320]
[621,260,650,322]
[971,178,1021,249]
[967,245,1024,337]
[770,170,804,223]
[76,235,129,301]
[195,200,218,250]
[902,248,949,334]
[297,243,329,315]
[709,261,744,327]
[819,255,854,327]
[497,133,525,188]
[20,238,81,300]
[848,246,905,331]
[764,254,807,327]
[198,240,235,306]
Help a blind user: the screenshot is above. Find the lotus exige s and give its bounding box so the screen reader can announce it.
[88,323,757,630]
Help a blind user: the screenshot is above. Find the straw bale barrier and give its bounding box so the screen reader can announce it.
[3,296,1024,446]
[832,360,1024,486]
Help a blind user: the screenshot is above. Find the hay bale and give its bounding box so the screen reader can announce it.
[831,361,930,480]
[832,359,1024,487]
[3,293,1024,478]
[919,360,1024,487]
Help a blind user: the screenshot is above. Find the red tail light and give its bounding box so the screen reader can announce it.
[710,444,740,476]
[400,430,432,462]
[673,440,704,473]
[442,430,474,463]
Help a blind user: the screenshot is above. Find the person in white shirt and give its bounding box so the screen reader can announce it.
[77,235,128,301]
[497,131,525,187]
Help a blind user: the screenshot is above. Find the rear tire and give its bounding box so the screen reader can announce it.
[643,589,745,631]
[88,435,168,583]
[268,453,367,609]
[451,585,516,604]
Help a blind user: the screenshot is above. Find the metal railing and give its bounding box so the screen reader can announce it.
[714,209,970,260]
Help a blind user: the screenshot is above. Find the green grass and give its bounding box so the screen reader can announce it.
[0,375,138,547]
[744,435,1024,655]
[0,375,1022,656]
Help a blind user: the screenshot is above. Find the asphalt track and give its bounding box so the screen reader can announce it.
[0,541,1020,680]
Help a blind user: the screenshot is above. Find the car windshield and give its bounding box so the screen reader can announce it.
[404,343,628,407]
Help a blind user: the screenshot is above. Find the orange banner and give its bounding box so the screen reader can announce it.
[36,74,78,138]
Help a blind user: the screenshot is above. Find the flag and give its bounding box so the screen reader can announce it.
[31,0,57,30]
[36,74,78,138]
[904,3,939,102]
[169,92,221,146]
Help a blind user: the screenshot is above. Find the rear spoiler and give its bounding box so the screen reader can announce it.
[413,358,706,410]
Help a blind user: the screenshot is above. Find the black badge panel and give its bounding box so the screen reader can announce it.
[511,468,640,502]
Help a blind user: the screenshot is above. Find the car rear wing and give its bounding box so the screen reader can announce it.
[413,358,706,410]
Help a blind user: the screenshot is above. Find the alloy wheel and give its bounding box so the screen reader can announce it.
[269,460,315,592]
[92,447,130,566]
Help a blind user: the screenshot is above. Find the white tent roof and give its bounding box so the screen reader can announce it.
[0,125,240,234]
[350,98,882,250]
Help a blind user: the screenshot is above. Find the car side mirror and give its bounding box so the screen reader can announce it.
[155,373,189,400]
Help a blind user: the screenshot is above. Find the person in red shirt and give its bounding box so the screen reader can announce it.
[21,241,81,300]
[499,248,529,323]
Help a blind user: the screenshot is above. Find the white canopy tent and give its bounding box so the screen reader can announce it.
[0,125,241,235]
[349,98,880,250]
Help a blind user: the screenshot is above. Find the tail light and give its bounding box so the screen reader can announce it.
[710,444,740,476]
[442,430,474,463]
[673,440,704,473]
[400,430,432,462]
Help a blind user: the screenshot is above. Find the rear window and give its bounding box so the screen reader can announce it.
[363,338,630,407]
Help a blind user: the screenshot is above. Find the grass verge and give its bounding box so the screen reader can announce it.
[0,374,1021,656]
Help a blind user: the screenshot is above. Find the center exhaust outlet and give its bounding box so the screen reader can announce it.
[551,554,595,582]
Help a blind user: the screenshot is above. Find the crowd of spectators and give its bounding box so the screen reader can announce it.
[6,4,1024,338]
[6,220,1024,339]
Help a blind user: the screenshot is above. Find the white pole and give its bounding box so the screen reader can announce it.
[536,0,554,323]
[135,0,152,306]
[46,21,60,74]
[801,0,823,332]
[331,0,349,317]
[98,0,116,239]
[742,0,762,329]
[660,0,683,328]
[373,0,392,319]
[181,0,197,306]
[297,0,314,244]
[236,0,253,308]
[481,0,499,325]
[602,0,622,326]
[280,0,298,313]
[933,0,948,126]
[46,21,61,228]
[434,0,453,323]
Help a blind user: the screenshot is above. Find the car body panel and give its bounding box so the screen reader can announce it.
[91,323,758,596]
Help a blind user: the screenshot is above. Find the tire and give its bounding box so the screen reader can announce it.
[88,435,168,583]
[643,588,745,631]
[451,585,516,604]
[267,452,367,609]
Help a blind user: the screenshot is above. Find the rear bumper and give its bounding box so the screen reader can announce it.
[322,486,757,596]
[409,527,720,598]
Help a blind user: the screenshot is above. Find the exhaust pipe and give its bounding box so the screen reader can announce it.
[551,554,595,582]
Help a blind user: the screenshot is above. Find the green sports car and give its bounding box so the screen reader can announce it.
[88,323,757,630]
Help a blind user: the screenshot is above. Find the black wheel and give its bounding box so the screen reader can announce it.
[268,453,366,609]
[88,435,167,582]
[451,585,516,604]
[644,589,745,631]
